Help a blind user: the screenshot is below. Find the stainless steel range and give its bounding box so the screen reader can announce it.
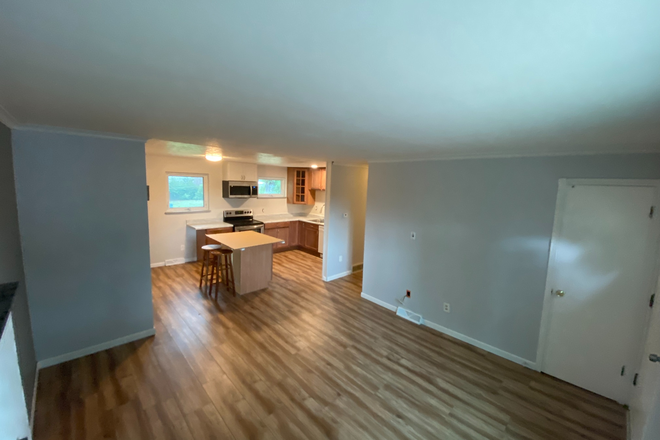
[222,209,265,233]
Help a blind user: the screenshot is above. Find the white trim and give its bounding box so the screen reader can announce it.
[29,367,39,439]
[0,102,19,128]
[13,124,147,142]
[37,328,156,369]
[257,177,286,198]
[360,292,397,312]
[152,257,196,268]
[367,150,660,164]
[536,179,660,374]
[323,270,352,282]
[165,172,209,213]
[424,319,537,370]
[360,293,537,369]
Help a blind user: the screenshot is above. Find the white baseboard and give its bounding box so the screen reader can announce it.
[29,366,39,439]
[37,328,156,369]
[323,270,352,282]
[423,320,537,370]
[360,293,537,370]
[360,292,397,312]
[151,257,196,268]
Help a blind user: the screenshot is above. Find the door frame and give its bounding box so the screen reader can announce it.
[535,179,660,388]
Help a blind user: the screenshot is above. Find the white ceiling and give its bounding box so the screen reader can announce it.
[1,1,660,162]
[145,139,326,168]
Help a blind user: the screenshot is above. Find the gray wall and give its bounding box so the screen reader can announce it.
[325,164,368,278]
[12,129,154,362]
[363,154,660,362]
[0,122,36,414]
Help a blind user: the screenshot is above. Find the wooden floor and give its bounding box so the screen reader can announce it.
[35,250,626,440]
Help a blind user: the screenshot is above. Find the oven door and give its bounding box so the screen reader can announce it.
[234,224,264,233]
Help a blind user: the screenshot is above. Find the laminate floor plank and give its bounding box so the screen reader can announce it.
[34,250,626,440]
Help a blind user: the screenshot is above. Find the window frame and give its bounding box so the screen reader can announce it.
[165,172,210,213]
[258,177,286,199]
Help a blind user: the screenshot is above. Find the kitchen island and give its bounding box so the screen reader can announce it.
[206,231,284,295]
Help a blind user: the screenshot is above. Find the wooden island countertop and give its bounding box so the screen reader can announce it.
[205,231,284,295]
[206,231,284,250]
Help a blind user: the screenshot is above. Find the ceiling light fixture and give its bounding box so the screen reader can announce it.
[311,164,318,169]
[205,147,223,162]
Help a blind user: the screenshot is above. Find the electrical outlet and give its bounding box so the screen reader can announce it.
[180,244,185,251]
[406,290,411,298]
[411,232,416,240]
[339,255,343,262]
[444,303,450,313]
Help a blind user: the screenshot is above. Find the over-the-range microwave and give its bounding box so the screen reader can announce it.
[222,180,258,198]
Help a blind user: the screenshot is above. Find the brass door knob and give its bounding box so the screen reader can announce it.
[554,290,565,297]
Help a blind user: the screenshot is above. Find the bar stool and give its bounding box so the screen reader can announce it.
[211,248,236,298]
[198,244,222,293]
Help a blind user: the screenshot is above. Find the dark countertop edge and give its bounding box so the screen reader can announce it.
[0,282,19,339]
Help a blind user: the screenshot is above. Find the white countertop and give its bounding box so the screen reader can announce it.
[255,214,324,224]
[186,220,233,230]
[206,231,284,249]
[186,214,324,230]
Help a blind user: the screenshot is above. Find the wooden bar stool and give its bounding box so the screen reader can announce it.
[211,248,236,298]
[198,244,222,293]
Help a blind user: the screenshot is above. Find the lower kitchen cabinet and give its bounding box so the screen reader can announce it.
[265,224,289,250]
[196,227,233,261]
[301,222,319,252]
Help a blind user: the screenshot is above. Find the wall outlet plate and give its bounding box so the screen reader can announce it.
[180,244,185,251]
[339,255,343,262]
[444,303,450,313]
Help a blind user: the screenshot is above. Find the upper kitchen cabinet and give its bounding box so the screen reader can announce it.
[310,167,326,191]
[287,168,315,205]
[222,161,258,181]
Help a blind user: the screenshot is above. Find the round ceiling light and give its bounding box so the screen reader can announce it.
[205,147,223,162]
[311,164,318,169]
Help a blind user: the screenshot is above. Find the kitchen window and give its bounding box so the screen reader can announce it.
[258,178,285,198]
[166,172,209,213]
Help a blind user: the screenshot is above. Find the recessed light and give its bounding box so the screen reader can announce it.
[311,164,318,169]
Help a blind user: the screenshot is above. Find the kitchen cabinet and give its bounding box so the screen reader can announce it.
[222,161,258,181]
[300,222,319,252]
[264,222,290,251]
[196,227,233,261]
[310,168,326,191]
[287,168,315,205]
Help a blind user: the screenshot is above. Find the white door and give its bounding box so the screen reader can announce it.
[539,180,660,404]
[630,272,660,440]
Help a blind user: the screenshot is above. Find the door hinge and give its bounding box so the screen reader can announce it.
[634,373,639,386]
[651,294,656,308]
[651,206,655,219]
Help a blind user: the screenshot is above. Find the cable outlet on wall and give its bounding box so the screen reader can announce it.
[343,213,348,218]
[444,303,451,313]
[411,232,416,240]
[339,255,343,262]
[180,244,185,251]
[406,290,411,298]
